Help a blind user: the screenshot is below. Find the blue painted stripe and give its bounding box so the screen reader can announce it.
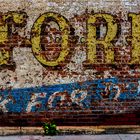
[0,77,139,112]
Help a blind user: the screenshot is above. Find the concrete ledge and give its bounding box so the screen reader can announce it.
[0,126,140,135]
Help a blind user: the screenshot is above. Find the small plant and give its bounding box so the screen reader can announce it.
[43,121,59,135]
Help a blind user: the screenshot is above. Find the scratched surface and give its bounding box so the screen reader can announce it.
[0,0,140,125]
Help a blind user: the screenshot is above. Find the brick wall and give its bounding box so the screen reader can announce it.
[0,0,140,126]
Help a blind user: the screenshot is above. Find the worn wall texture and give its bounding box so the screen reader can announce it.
[0,0,140,126]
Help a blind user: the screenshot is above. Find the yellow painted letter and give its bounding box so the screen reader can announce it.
[31,12,70,67]
[0,14,10,65]
[129,13,140,64]
[86,13,118,64]
[0,12,27,65]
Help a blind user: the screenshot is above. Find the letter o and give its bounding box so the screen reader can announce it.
[31,12,70,66]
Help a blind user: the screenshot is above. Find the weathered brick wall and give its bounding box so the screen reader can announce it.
[0,0,140,126]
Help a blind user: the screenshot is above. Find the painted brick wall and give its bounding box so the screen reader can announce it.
[0,0,140,126]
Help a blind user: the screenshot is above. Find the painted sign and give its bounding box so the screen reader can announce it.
[0,12,140,68]
[0,77,140,113]
[0,0,140,126]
